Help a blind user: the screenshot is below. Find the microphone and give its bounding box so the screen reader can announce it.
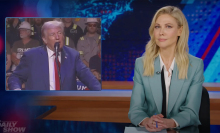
[54,42,60,59]
[156,71,161,74]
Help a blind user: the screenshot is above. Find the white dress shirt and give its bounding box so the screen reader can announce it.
[47,47,61,90]
[159,54,174,115]
[139,54,179,127]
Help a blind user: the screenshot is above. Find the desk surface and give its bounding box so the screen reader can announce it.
[102,81,220,91]
[35,89,220,99]
[31,90,220,125]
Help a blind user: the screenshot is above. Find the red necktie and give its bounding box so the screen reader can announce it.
[54,53,61,90]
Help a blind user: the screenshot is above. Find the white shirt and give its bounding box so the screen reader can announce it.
[159,54,174,114]
[139,54,179,127]
[47,47,61,90]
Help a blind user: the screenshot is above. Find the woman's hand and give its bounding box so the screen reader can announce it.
[152,115,176,129]
[140,115,167,132]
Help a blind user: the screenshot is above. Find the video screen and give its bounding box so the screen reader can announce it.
[6,17,102,91]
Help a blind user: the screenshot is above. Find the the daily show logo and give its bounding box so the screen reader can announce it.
[0,120,26,133]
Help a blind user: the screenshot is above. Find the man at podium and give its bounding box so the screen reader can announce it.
[8,20,101,91]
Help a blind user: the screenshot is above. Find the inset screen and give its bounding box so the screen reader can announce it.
[6,18,102,91]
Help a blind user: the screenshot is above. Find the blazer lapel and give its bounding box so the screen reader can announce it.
[167,63,185,115]
[40,46,50,89]
[149,56,163,113]
[60,47,69,84]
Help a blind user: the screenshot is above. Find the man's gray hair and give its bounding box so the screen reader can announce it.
[41,20,64,37]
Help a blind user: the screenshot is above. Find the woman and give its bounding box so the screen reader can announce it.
[128,6,204,131]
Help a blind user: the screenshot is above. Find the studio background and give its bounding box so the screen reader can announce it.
[0,0,219,132]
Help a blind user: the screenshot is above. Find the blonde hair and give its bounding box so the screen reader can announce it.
[143,6,189,79]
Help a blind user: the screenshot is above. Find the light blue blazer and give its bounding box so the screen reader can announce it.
[128,54,204,129]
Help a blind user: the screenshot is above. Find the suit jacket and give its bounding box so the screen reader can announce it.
[128,54,204,129]
[8,45,101,91]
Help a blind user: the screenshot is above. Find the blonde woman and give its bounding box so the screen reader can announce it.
[128,6,204,131]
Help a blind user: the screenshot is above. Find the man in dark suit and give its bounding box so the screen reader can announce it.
[8,20,101,91]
